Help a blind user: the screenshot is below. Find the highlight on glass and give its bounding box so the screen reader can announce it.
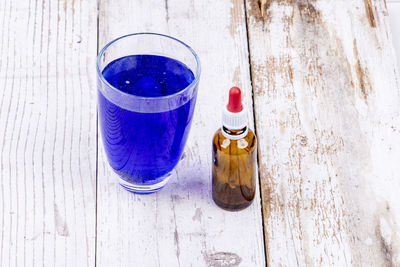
[97,33,201,194]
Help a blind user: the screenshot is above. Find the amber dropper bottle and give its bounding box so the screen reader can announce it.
[212,87,257,211]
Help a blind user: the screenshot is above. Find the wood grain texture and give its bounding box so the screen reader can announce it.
[0,0,97,266]
[96,0,266,266]
[246,0,400,266]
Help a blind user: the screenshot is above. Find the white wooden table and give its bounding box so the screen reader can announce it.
[1,0,400,266]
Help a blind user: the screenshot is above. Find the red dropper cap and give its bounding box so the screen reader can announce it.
[227,87,243,113]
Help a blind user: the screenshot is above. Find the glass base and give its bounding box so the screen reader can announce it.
[117,174,171,194]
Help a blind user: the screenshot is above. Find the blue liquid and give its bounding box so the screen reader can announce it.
[98,55,197,185]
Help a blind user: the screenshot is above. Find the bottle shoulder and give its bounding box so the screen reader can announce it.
[213,128,257,153]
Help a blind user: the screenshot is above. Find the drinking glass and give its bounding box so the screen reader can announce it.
[97,33,201,194]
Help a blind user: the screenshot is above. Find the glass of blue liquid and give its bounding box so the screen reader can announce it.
[97,33,200,194]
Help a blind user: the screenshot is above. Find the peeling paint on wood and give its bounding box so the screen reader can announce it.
[248,0,271,23]
[364,0,377,27]
[204,252,242,267]
[96,0,265,266]
[246,0,400,265]
[229,0,245,38]
[2,0,399,266]
[353,39,373,102]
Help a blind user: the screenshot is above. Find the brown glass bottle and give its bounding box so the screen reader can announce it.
[212,126,257,211]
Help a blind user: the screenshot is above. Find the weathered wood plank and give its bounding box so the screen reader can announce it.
[0,0,97,266]
[96,0,265,266]
[246,0,400,265]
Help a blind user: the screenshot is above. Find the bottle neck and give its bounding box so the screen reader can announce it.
[221,126,248,140]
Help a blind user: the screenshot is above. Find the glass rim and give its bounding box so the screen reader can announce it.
[96,32,201,101]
